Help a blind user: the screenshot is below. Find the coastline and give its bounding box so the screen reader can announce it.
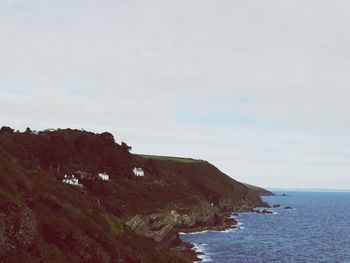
[176,212,242,261]
[191,243,210,262]
[177,200,272,262]
[123,186,272,261]
[178,192,350,262]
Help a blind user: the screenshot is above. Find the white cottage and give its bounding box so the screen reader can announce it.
[62,175,83,187]
[98,172,110,181]
[132,167,144,177]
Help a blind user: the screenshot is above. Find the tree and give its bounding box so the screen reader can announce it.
[41,135,71,171]
[121,142,132,152]
[0,126,14,134]
[100,132,115,145]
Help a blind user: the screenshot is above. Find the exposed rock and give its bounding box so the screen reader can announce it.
[260,203,272,208]
[0,203,38,257]
[252,209,273,214]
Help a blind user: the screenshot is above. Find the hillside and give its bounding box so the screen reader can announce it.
[0,127,269,262]
[243,183,274,196]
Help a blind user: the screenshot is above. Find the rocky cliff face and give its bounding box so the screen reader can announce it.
[122,155,268,257]
[0,127,269,262]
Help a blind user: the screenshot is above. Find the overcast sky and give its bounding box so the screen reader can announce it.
[2,0,350,189]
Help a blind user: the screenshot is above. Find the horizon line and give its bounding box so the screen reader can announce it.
[267,188,350,192]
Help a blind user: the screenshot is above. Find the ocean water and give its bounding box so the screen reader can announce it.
[180,192,350,263]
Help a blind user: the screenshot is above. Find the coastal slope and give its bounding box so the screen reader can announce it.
[243,183,274,196]
[0,127,269,262]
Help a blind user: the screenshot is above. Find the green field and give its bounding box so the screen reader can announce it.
[139,154,202,163]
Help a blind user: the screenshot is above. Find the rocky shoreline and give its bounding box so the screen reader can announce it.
[175,215,239,261]
[174,201,280,261]
[180,202,296,261]
[125,198,269,262]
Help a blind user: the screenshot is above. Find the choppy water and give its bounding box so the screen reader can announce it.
[180,191,350,263]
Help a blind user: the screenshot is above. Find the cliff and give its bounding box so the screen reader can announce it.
[243,183,274,196]
[0,127,269,262]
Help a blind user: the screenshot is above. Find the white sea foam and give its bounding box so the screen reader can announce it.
[179,230,210,235]
[192,243,213,262]
[231,213,246,230]
[183,228,233,235]
[180,213,245,261]
[236,220,245,230]
[179,225,240,235]
[219,228,235,233]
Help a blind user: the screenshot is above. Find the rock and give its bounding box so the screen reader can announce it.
[224,218,237,226]
[262,209,273,214]
[260,202,271,208]
[282,194,288,196]
[252,209,273,214]
[284,206,293,210]
[273,204,281,208]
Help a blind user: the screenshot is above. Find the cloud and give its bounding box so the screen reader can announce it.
[1,0,350,188]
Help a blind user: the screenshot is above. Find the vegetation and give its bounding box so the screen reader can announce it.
[0,127,267,262]
[139,155,202,163]
[0,128,189,262]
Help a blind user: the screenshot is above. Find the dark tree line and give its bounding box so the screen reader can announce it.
[0,127,135,178]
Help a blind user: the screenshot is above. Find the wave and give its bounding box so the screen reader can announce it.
[236,221,245,230]
[180,228,237,235]
[192,243,212,262]
[179,230,210,235]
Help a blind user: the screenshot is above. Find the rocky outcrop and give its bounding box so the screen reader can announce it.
[126,201,219,244]
[125,193,264,260]
[252,209,273,214]
[0,203,38,257]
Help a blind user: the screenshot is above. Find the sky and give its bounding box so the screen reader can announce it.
[1,0,350,189]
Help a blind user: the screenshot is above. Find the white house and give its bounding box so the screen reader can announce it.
[132,167,144,177]
[98,172,110,181]
[62,175,83,187]
[44,128,56,132]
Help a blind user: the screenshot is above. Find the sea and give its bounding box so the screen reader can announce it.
[180,191,350,263]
